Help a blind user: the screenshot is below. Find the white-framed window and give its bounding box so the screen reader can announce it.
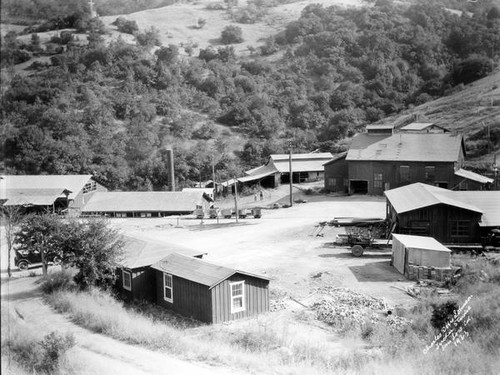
[230,281,245,314]
[83,181,97,194]
[122,270,132,291]
[374,173,383,189]
[163,273,173,303]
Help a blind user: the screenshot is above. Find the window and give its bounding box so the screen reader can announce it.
[230,281,245,313]
[328,178,335,187]
[399,166,410,182]
[122,270,132,291]
[374,173,383,189]
[425,166,435,181]
[163,273,173,303]
[451,221,470,238]
[83,181,97,194]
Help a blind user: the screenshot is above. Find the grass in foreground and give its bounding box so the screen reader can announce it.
[39,258,500,374]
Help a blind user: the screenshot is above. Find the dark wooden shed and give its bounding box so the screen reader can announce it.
[385,183,483,244]
[116,237,206,302]
[151,253,270,323]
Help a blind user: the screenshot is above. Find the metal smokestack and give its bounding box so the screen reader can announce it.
[167,148,175,191]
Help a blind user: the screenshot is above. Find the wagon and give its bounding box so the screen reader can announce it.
[251,207,262,218]
[330,217,391,257]
[221,208,233,219]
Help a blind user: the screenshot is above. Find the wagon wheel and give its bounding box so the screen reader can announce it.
[351,245,364,257]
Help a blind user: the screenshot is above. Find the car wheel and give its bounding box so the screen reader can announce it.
[52,256,61,265]
[351,245,364,257]
[17,260,29,270]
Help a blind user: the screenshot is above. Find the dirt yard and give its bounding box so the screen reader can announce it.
[111,194,416,308]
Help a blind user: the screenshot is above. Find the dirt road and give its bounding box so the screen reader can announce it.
[117,195,416,307]
[1,276,242,375]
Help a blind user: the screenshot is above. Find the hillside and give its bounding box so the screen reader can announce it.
[380,69,500,169]
[100,0,365,55]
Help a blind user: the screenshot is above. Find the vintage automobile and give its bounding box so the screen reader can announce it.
[14,250,61,270]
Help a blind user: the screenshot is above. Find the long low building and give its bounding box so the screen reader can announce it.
[385,183,500,243]
[81,191,211,217]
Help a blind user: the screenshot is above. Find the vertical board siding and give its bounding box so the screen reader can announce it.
[211,274,269,324]
[154,270,212,323]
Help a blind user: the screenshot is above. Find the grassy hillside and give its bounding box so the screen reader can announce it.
[381,69,500,170]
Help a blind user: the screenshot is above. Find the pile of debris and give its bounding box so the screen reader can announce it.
[312,287,409,329]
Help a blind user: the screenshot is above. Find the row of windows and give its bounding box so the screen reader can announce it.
[122,270,246,314]
[83,181,97,194]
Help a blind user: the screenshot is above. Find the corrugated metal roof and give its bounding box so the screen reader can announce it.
[454,169,494,184]
[1,189,65,206]
[270,153,333,173]
[0,175,94,200]
[400,122,436,131]
[81,191,203,213]
[452,191,500,227]
[245,164,278,176]
[151,253,270,288]
[392,234,451,252]
[120,236,206,269]
[384,183,483,214]
[346,133,463,162]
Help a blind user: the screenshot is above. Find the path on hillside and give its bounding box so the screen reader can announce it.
[1,276,243,375]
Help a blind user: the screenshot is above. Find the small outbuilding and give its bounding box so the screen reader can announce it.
[392,234,451,279]
[151,253,270,323]
[116,237,206,302]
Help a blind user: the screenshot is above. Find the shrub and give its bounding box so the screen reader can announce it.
[37,332,75,373]
[113,17,139,34]
[220,25,243,44]
[431,300,458,331]
[41,270,76,294]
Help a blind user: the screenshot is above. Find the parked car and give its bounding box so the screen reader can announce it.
[14,250,61,270]
[482,229,500,250]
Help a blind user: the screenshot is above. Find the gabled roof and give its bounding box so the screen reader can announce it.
[0,175,94,201]
[323,152,347,166]
[120,236,206,269]
[151,253,270,289]
[384,183,482,214]
[346,133,463,162]
[454,169,494,184]
[366,124,394,130]
[81,191,204,213]
[1,189,66,206]
[400,122,447,132]
[270,153,333,173]
[452,191,500,227]
[392,234,451,252]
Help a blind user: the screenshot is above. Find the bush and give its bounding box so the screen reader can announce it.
[113,17,139,34]
[431,300,458,331]
[41,270,76,294]
[37,332,75,373]
[220,25,243,44]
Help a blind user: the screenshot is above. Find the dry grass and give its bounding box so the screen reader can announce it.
[39,255,500,375]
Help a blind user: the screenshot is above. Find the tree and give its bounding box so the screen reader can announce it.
[220,25,244,44]
[60,218,124,289]
[1,206,23,277]
[15,214,64,276]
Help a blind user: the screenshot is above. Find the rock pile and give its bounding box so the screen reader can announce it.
[312,287,409,329]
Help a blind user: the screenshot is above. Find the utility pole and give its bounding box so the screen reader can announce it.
[289,141,293,207]
[212,155,216,198]
[233,177,239,223]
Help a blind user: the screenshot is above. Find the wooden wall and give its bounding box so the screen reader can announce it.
[349,161,457,195]
[390,204,481,243]
[211,273,269,324]
[324,157,348,193]
[154,270,213,323]
[116,267,156,302]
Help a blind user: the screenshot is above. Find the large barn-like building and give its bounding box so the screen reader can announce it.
[0,175,106,214]
[237,152,334,189]
[385,183,500,244]
[324,128,494,195]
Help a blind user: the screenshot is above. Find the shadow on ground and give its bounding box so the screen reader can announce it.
[348,261,404,282]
